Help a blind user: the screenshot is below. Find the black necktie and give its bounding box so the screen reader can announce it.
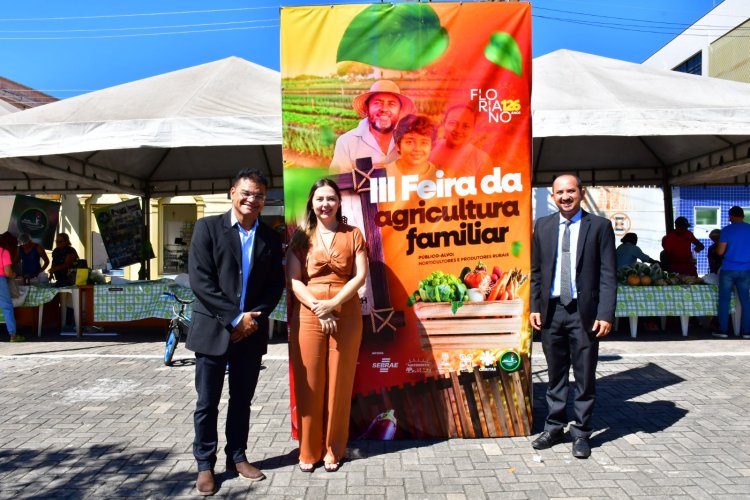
[560,220,572,306]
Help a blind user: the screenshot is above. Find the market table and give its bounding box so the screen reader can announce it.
[93,280,286,321]
[92,280,192,322]
[615,284,733,338]
[0,286,60,337]
[93,280,287,338]
[3,281,288,338]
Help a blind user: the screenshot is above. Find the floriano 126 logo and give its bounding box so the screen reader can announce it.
[471,89,522,124]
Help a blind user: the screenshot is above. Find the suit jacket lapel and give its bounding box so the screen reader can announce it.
[250,225,267,277]
[576,210,591,268]
[548,215,560,264]
[222,211,242,269]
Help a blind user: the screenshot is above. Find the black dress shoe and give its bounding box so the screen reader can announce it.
[572,437,591,459]
[531,431,563,450]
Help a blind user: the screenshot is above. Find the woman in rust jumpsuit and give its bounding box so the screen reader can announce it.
[287,178,368,473]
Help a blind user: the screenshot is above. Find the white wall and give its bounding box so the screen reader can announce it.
[533,187,666,262]
[0,196,13,232]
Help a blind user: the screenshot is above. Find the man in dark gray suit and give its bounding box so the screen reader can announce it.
[187,168,284,495]
[529,174,616,459]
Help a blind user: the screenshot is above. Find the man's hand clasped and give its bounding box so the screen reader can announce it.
[231,311,262,343]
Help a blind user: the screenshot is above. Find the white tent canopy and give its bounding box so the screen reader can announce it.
[0,99,18,115]
[532,49,750,187]
[0,56,282,197]
[3,50,750,196]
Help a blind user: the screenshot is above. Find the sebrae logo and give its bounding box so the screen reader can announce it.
[373,357,399,374]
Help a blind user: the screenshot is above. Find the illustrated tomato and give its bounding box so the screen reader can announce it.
[463,261,489,290]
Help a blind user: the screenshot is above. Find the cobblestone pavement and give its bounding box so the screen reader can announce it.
[2,323,750,499]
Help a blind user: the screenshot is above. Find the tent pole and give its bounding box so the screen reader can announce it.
[662,170,674,232]
[143,194,151,279]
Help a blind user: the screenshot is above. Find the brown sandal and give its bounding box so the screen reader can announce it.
[299,462,314,473]
[324,462,340,473]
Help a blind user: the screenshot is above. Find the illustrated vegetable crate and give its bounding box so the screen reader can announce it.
[413,300,523,350]
[351,354,532,438]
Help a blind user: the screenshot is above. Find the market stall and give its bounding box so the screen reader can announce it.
[2,280,287,339]
[615,284,734,338]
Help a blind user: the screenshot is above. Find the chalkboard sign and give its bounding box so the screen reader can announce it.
[94,199,152,269]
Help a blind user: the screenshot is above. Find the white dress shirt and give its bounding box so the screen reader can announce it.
[551,210,582,300]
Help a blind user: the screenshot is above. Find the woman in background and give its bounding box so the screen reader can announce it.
[0,232,22,342]
[286,178,368,473]
[48,233,79,286]
[16,232,50,280]
[616,232,659,269]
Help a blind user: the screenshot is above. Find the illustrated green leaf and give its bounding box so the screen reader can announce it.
[450,300,464,315]
[511,241,523,257]
[337,4,449,71]
[283,167,331,222]
[484,32,522,76]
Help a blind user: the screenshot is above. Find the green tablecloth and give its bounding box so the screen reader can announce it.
[0,286,59,323]
[269,289,287,322]
[616,284,726,317]
[2,280,288,324]
[93,280,287,322]
[94,280,194,322]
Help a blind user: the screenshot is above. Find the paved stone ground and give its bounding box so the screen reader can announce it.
[2,320,750,499]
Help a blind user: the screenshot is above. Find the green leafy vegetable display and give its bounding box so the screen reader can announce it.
[483,31,522,76]
[337,4,449,71]
[407,271,468,314]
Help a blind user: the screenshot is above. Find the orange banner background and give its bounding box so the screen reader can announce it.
[282,2,532,438]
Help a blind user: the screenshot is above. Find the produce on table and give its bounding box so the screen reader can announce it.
[617,262,704,286]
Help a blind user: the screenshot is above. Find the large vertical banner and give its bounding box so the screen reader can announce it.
[281,2,532,438]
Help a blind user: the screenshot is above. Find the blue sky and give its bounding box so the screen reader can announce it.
[0,0,721,101]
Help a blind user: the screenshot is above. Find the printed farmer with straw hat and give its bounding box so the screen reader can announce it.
[330,79,416,174]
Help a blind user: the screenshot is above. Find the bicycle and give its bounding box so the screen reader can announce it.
[162,292,194,366]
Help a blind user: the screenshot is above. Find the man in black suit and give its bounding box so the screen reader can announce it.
[529,174,616,459]
[187,168,284,495]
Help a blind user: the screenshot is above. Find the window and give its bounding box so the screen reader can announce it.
[693,206,719,239]
[673,52,702,75]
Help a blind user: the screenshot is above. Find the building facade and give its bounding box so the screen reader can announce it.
[643,0,750,83]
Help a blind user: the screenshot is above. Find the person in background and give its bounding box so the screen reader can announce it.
[707,229,723,274]
[429,103,492,177]
[16,233,50,281]
[713,206,750,339]
[615,233,659,269]
[287,178,368,473]
[186,168,284,495]
[48,233,79,286]
[661,217,704,276]
[0,232,22,342]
